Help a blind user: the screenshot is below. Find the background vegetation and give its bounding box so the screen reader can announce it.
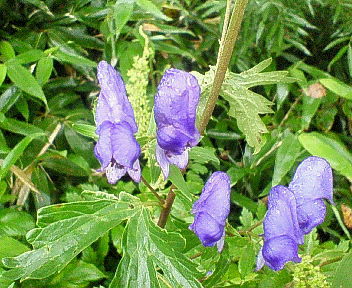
[0,0,351,287]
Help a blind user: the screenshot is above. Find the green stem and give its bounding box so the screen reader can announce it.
[157,186,176,228]
[199,0,249,134]
[331,205,351,240]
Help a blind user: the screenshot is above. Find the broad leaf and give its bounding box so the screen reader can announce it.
[331,252,352,287]
[2,192,138,281]
[0,209,35,237]
[298,132,352,181]
[111,208,202,288]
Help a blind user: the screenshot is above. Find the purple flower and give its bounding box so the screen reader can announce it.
[257,156,333,271]
[94,61,141,184]
[288,156,333,234]
[189,172,231,252]
[257,186,303,271]
[154,68,200,178]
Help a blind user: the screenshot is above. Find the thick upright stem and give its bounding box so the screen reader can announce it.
[199,0,249,134]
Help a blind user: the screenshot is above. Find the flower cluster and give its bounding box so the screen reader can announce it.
[94,61,141,184]
[189,172,231,252]
[257,156,333,271]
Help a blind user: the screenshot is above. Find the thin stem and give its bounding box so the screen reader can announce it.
[157,186,176,228]
[318,256,343,268]
[141,176,165,205]
[331,205,351,240]
[238,219,263,235]
[199,0,249,134]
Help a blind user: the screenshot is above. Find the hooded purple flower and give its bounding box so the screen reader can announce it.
[256,186,303,271]
[189,172,231,252]
[288,156,333,234]
[154,68,200,178]
[94,61,141,184]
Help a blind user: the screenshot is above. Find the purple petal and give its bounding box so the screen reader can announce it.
[156,144,170,179]
[189,212,224,247]
[262,235,301,271]
[96,61,137,132]
[265,186,303,245]
[106,163,127,184]
[289,156,333,203]
[167,149,189,170]
[110,122,141,169]
[127,160,141,183]
[288,156,333,233]
[154,68,200,155]
[94,121,114,169]
[190,172,231,249]
[296,199,327,234]
[192,172,231,223]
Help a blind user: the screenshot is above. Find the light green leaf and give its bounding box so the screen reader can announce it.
[111,208,202,288]
[0,41,15,61]
[22,0,54,16]
[168,165,194,206]
[2,192,138,281]
[0,64,7,87]
[0,236,30,259]
[0,209,35,237]
[348,44,352,78]
[301,95,321,130]
[272,133,302,186]
[189,146,220,166]
[298,132,352,181]
[114,0,135,35]
[320,78,352,100]
[238,243,256,277]
[13,49,45,64]
[220,58,294,153]
[0,136,34,180]
[5,62,47,105]
[0,115,45,136]
[71,123,97,140]
[0,87,21,113]
[54,49,96,68]
[331,252,352,287]
[36,57,53,86]
[136,0,171,21]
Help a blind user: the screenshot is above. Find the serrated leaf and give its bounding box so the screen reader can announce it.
[2,192,138,281]
[114,0,135,34]
[5,62,47,106]
[331,252,352,287]
[111,208,202,288]
[219,58,294,153]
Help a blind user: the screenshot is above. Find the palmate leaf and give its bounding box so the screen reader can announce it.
[221,58,295,152]
[2,192,138,281]
[111,208,202,288]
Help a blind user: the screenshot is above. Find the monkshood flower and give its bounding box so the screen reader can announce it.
[189,172,231,252]
[94,61,141,184]
[257,156,333,271]
[288,156,333,234]
[154,68,200,178]
[256,186,303,271]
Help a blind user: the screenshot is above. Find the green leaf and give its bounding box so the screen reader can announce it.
[111,208,202,288]
[0,115,45,136]
[0,236,30,260]
[238,243,256,277]
[298,132,352,181]
[272,133,302,186]
[320,78,352,100]
[71,123,97,140]
[54,49,96,68]
[48,261,106,288]
[0,87,21,113]
[114,0,135,35]
[0,41,15,61]
[0,64,7,87]
[168,165,194,205]
[41,157,89,177]
[331,252,352,287]
[136,0,171,21]
[348,44,352,78]
[5,62,47,105]
[0,209,35,237]
[0,136,34,180]
[219,58,294,153]
[22,0,54,16]
[13,49,45,64]
[301,95,321,130]
[189,146,220,166]
[2,192,137,281]
[35,57,53,86]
